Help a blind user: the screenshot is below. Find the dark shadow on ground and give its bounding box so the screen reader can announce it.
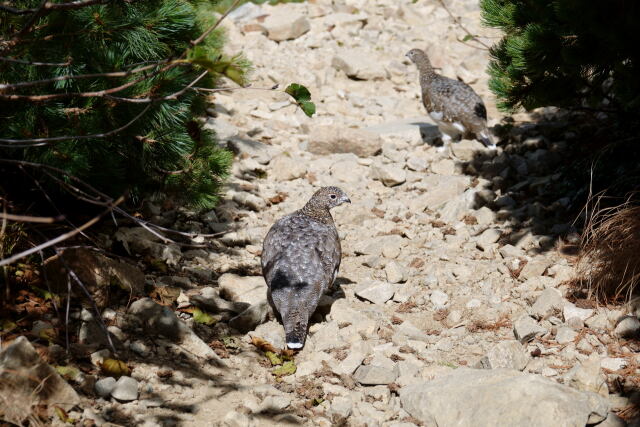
[456,109,640,254]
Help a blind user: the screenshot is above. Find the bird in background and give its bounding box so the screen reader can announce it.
[261,186,350,350]
[406,48,496,154]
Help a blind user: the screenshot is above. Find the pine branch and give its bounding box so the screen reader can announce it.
[0,62,167,90]
[0,56,70,66]
[0,104,151,146]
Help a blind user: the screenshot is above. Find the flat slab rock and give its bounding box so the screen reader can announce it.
[400,368,608,427]
[0,336,80,422]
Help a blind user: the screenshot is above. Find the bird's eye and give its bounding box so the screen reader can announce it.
[330,194,337,199]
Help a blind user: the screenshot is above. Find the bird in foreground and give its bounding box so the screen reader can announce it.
[261,186,350,350]
[405,48,496,153]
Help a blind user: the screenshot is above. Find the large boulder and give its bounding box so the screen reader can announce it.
[0,337,80,423]
[44,247,144,308]
[400,368,608,427]
[307,126,383,158]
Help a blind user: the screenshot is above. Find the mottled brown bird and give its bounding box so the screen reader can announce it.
[406,48,495,152]
[261,186,350,349]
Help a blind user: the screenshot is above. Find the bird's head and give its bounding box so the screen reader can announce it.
[312,186,351,210]
[301,186,350,222]
[405,48,431,68]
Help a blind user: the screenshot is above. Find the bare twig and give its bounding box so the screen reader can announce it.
[0,61,167,91]
[0,104,151,146]
[104,69,209,103]
[190,0,243,47]
[192,83,280,93]
[0,56,70,66]
[436,0,491,50]
[0,195,124,267]
[0,212,64,223]
[0,0,110,15]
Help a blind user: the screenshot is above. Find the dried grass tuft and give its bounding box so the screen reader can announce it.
[576,195,640,303]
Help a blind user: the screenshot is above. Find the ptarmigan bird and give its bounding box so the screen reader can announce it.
[406,48,496,152]
[261,186,350,350]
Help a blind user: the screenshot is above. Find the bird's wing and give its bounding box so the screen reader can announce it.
[427,76,486,123]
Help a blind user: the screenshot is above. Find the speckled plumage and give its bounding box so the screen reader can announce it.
[261,186,350,349]
[406,48,495,149]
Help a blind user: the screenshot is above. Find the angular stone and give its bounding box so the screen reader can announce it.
[128,298,182,340]
[513,315,547,343]
[0,337,80,421]
[218,274,267,306]
[563,303,594,322]
[189,287,249,314]
[111,376,139,401]
[353,364,398,385]
[476,340,528,371]
[430,290,449,309]
[531,288,564,319]
[270,154,307,181]
[519,258,552,280]
[355,281,395,305]
[332,51,386,80]
[95,377,117,398]
[430,158,456,175]
[308,126,383,158]
[227,137,279,165]
[567,354,608,396]
[263,11,310,41]
[229,301,270,333]
[370,163,406,187]
[476,228,502,251]
[614,316,640,338]
[555,326,578,344]
[385,261,407,283]
[400,368,608,426]
[451,139,485,161]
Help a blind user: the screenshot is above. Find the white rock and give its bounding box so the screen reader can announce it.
[555,326,578,344]
[476,228,502,251]
[111,376,139,401]
[614,316,640,338]
[269,154,306,181]
[600,357,627,372]
[385,261,407,283]
[355,281,395,305]
[353,365,398,385]
[400,368,608,426]
[531,288,564,319]
[513,315,547,343]
[95,377,117,398]
[332,51,387,80]
[430,290,449,309]
[262,11,310,41]
[370,163,407,187]
[308,126,383,158]
[218,274,266,306]
[563,303,594,322]
[477,340,528,371]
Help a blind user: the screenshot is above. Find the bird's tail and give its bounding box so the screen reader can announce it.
[478,129,496,150]
[284,314,309,350]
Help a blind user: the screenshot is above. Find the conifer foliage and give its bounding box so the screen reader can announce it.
[481,0,640,114]
[0,0,250,208]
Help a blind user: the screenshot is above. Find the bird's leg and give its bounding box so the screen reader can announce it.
[437,133,452,153]
[479,129,497,151]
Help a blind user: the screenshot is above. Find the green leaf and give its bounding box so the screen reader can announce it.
[190,307,217,325]
[265,351,283,366]
[55,365,80,381]
[462,34,475,42]
[285,83,316,117]
[55,406,76,424]
[0,319,17,333]
[312,397,324,406]
[285,83,311,102]
[272,360,296,377]
[299,100,316,117]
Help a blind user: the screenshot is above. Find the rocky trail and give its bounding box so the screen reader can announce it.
[2,1,639,426]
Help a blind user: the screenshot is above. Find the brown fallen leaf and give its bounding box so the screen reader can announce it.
[251,336,278,353]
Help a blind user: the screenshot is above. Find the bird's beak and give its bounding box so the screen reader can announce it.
[341,196,351,204]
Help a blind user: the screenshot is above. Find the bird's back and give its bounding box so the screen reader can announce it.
[422,74,487,129]
[262,211,340,305]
